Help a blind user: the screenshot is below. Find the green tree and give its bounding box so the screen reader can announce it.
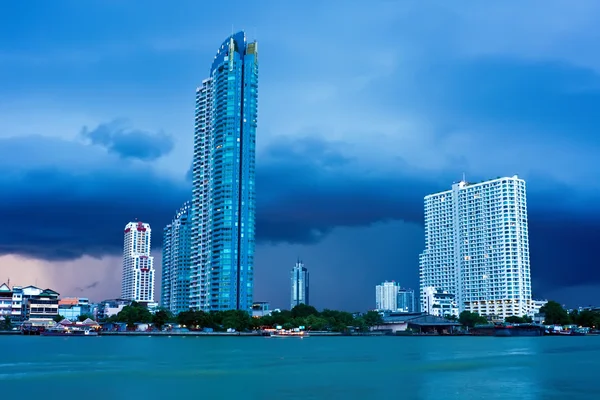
[540,301,571,325]
[53,315,64,323]
[570,310,600,328]
[115,302,153,329]
[362,311,384,328]
[152,310,172,330]
[0,316,12,331]
[77,313,94,322]
[221,310,252,332]
[459,311,487,328]
[291,304,320,318]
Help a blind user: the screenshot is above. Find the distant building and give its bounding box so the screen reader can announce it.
[397,288,416,313]
[21,286,60,322]
[423,286,459,318]
[291,260,309,309]
[122,221,155,304]
[419,176,533,319]
[0,283,12,319]
[252,302,272,318]
[97,299,132,320]
[162,202,193,314]
[58,297,91,321]
[376,281,399,311]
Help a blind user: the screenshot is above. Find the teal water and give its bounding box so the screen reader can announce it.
[1,336,598,399]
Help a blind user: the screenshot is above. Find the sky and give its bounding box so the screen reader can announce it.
[1,0,600,311]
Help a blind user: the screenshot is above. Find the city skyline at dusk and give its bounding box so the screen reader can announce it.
[1,1,600,310]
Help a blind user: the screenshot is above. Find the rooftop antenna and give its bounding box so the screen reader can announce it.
[231,24,234,36]
[462,172,466,182]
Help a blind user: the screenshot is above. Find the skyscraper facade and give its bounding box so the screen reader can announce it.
[397,288,416,313]
[375,281,400,311]
[290,260,309,309]
[190,31,258,311]
[122,222,155,304]
[419,176,533,319]
[161,202,192,314]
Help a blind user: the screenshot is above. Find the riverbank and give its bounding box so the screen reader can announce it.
[100,331,343,337]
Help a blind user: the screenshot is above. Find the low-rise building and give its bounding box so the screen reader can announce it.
[58,297,91,321]
[24,287,60,321]
[97,299,132,320]
[0,283,12,318]
[252,302,272,318]
[423,286,459,318]
[372,312,461,334]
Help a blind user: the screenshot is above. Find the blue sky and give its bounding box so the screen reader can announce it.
[1,0,600,310]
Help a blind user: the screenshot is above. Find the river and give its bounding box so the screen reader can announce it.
[1,335,598,399]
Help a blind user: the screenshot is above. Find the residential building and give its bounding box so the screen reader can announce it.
[252,302,272,318]
[397,288,416,313]
[419,176,533,319]
[11,286,23,321]
[291,260,309,309]
[190,31,259,312]
[0,283,12,319]
[21,286,60,321]
[58,297,91,321]
[422,286,459,318]
[122,221,155,304]
[376,281,401,312]
[97,299,132,320]
[162,202,193,314]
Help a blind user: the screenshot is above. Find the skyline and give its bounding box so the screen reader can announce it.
[1,1,600,310]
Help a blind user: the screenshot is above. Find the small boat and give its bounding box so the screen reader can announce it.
[42,327,98,336]
[269,330,309,338]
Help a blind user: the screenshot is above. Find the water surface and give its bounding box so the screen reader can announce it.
[1,335,597,399]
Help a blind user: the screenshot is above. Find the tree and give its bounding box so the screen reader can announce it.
[53,315,64,323]
[0,316,12,331]
[152,310,172,330]
[570,310,600,328]
[291,304,319,319]
[78,313,94,322]
[540,301,571,325]
[362,311,383,327]
[114,302,153,329]
[459,311,487,328]
[221,310,252,332]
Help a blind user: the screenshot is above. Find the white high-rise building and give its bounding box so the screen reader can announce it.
[419,176,533,319]
[376,281,400,311]
[122,222,155,304]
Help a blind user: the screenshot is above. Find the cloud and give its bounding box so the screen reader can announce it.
[0,134,189,261]
[81,119,174,161]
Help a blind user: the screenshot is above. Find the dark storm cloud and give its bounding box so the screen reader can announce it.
[255,136,442,244]
[0,132,598,300]
[0,135,188,261]
[81,119,174,161]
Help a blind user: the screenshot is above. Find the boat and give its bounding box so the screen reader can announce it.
[269,330,309,338]
[41,326,98,336]
[494,323,544,337]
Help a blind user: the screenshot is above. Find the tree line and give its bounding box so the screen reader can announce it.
[105,302,384,332]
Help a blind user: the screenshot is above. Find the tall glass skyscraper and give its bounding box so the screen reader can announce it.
[161,202,192,314]
[419,176,533,319]
[291,260,309,310]
[190,31,258,312]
